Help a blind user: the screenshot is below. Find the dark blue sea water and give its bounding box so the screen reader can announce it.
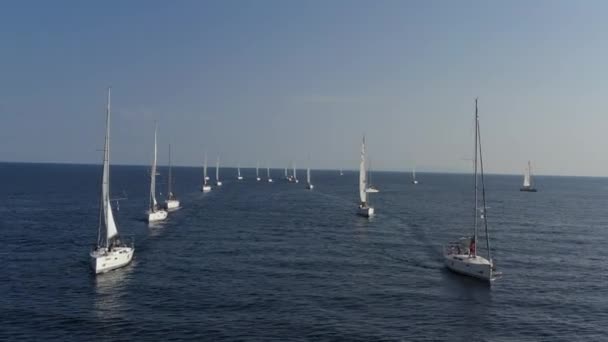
[1,162,608,341]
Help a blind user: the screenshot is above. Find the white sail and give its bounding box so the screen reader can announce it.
[238,164,241,177]
[359,136,367,204]
[412,167,416,181]
[267,166,270,178]
[149,123,158,210]
[256,161,259,177]
[203,153,208,185]
[167,144,173,195]
[99,87,118,245]
[284,167,288,178]
[523,161,532,187]
[293,163,297,179]
[307,166,311,184]
[216,156,220,181]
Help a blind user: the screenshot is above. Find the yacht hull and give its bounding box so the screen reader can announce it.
[306,184,314,190]
[90,247,134,274]
[520,187,537,192]
[357,206,374,217]
[201,185,212,192]
[147,210,168,222]
[444,254,493,281]
[165,199,180,210]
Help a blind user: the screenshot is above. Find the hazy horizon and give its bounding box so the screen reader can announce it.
[2,1,607,177]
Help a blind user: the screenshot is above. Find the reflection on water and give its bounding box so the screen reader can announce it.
[93,264,134,320]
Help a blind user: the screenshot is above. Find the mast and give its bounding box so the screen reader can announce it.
[216,156,220,181]
[267,165,270,178]
[203,152,208,185]
[238,164,241,177]
[359,135,367,205]
[149,122,158,211]
[307,166,311,184]
[284,166,288,178]
[98,87,118,248]
[412,166,416,181]
[167,144,172,196]
[528,160,533,187]
[293,162,297,180]
[473,98,479,257]
[256,161,259,177]
[476,99,492,261]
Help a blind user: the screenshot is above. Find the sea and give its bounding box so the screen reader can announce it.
[1,162,607,341]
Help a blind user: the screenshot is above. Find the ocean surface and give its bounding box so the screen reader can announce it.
[1,162,607,341]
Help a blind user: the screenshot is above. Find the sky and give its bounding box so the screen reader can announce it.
[1,0,607,176]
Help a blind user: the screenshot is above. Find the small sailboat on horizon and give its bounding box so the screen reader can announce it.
[215,156,222,186]
[256,161,261,181]
[90,87,134,274]
[357,136,375,217]
[164,144,180,210]
[443,99,497,282]
[237,164,243,180]
[412,166,419,185]
[146,123,168,222]
[201,153,212,192]
[305,164,314,190]
[520,160,537,192]
[267,165,273,183]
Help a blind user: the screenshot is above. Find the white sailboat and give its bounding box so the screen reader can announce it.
[412,166,419,185]
[267,166,273,182]
[365,158,379,193]
[256,161,261,181]
[340,168,344,176]
[520,160,537,192]
[90,88,134,274]
[215,156,222,186]
[164,144,180,210]
[284,166,289,181]
[443,99,497,282]
[293,162,299,183]
[305,164,314,190]
[147,123,168,222]
[357,136,375,217]
[201,153,211,192]
[237,164,243,180]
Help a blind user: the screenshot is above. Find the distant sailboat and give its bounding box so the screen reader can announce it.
[357,136,375,217]
[284,166,289,181]
[237,164,243,180]
[146,123,168,222]
[305,164,314,190]
[201,153,211,192]
[90,87,134,274]
[443,99,497,282]
[256,161,261,181]
[267,165,273,183]
[293,162,299,183]
[412,166,419,185]
[340,168,344,176]
[164,144,180,210]
[520,161,537,192]
[215,156,222,186]
[365,158,379,193]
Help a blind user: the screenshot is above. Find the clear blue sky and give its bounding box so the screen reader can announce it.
[1,0,607,176]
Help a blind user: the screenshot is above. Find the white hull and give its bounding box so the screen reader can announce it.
[443,253,493,281]
[412,180,418,185]
[357,205,374,217]
[365,187,379,193]
[256,177,261,181]
[294,179,299,183]
[165,199,180,210]
[147,209,168,222]
[205,176,210,181]
[90,247,134,274]
[201,185,212,192]
[306,184,314,190]
[216,181,223,186]
[237,176,243,180]
[268,178,273,183]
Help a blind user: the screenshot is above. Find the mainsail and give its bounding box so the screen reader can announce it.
[523,161,532,187]
[98,87,118,247]
[359,136,367,204]
[149,123,158,211]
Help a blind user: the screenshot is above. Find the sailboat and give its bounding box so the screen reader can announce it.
[520,161,537,192]
[201,153,211,192]
[293,162,299,183]
[90,88,134,274]
[284,166,289,181]
[237,164,243,180]
[267,166,273,183]
[365,158,379,193]
[443,99,497,282]
[256,161,261,181]
[357,136,375,217]
[305,165,314,190]
[412,166,419,185]
[215,156,222,186]
[146,123,168,222]
[340,168,344,176]
[164,144,180,210]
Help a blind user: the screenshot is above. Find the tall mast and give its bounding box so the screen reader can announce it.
[267,165,270,178]
[216,156,220,181]
[256,161,259,177]
[359,135,367,205]
[476,99,492,261]
[149,122,158,211]
[167,144,172,195]
[203,152,208,185]
[473,98,479,256]
[98,87,112,248]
